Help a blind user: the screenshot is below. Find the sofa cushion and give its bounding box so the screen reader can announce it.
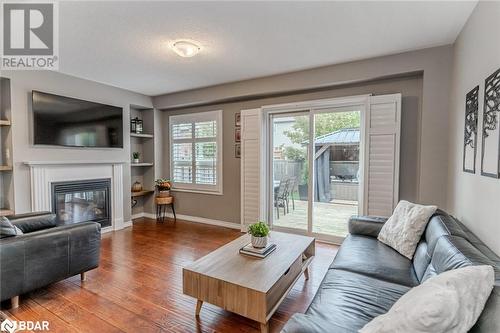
[330,235,419,287]
[9,212,56,233]
[412,241,431,282]
[360,265,495,333]
[424,210,468,254]
[301,269,411,332]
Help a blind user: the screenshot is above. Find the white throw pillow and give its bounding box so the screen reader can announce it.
[378,200,437,259]
[359,265,495,333]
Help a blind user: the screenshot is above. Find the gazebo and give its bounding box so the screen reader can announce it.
[311,128,360,202]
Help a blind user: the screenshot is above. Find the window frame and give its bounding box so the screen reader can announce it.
[169,110,223,195]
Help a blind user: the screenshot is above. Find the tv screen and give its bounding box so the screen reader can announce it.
[32,91,123,148]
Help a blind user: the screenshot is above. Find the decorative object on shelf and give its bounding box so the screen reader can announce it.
[235,128,241,142]
[130,117,137,133]
[235,112,241,127]
[132,152,140,163]
[248,221,270,248]
[155,178,171,197]
[481,67,500,178]
[132,181,143,192]
[136,117,143,134]
[463,86,479,173]
[131,117,143,134]
[235,143,241,158]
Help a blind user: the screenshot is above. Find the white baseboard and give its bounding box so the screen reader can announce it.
[131,211,240,230]
[123,220,133,228]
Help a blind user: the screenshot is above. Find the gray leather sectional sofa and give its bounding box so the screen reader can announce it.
[282,210,500,332]
[0,212,101,307]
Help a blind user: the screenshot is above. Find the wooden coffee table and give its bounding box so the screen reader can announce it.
[183,232,315,333]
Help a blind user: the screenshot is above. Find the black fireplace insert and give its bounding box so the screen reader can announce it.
[51,179,111,228]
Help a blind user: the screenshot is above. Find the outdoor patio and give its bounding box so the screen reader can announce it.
[272,199,358,237]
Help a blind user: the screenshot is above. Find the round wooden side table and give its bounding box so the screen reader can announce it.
[155,196,176,222]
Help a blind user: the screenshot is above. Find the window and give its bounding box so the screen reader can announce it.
[169,110,223,194]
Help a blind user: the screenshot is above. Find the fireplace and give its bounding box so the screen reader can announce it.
[51,179,112,228]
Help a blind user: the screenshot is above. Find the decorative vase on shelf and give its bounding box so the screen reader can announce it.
[132,181,142,192]
[133,158,139,164]
[251,235,268,249]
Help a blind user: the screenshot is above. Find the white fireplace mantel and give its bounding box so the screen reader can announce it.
[24,160,127,166]
[24,161,125,231]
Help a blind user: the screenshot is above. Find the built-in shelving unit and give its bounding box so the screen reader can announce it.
[0,77,14,216]
[129,105,157,218]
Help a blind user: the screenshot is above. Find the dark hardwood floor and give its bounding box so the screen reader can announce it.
[2,218,338,332]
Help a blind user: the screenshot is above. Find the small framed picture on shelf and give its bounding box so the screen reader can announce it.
[235,128,241,142]
[235,144,241,158]
[235,113,241,127]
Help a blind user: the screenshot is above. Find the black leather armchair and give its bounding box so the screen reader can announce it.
[0,212,101,308]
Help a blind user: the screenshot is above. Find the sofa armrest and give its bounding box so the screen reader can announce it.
[8,211,56,233]
[348,215,388,238]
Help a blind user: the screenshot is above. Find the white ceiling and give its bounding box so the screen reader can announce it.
[59,1,477,96]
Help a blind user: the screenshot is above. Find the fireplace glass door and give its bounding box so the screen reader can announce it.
[52,179,111,228]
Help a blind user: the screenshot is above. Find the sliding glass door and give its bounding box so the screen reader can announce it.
[271,112,309,231]
[312,107,361,238]
[269,105,364,243]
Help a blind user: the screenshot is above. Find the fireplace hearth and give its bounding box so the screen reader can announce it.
[51,179,111,228]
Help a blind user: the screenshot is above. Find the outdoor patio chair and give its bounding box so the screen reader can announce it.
[274,179,289,219]
[286,177,298,212]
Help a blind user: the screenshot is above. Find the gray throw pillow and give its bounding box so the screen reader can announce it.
[0,216,23,238]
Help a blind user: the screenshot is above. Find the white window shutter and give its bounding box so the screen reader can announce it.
[240,108,264,231]
[364,94,401,217]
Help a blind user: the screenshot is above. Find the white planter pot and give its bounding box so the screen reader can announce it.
[251,235,268,248]
[133,158,139,163]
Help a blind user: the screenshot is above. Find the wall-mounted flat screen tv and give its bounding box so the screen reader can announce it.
[32,91,123,148]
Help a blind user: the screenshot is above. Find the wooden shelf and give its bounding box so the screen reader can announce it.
[131,133,153,139]
[0,165,12,171]
[0,119,11,126]
[131,190,155,197]
[0,209,14,216]
[131,162,154,167]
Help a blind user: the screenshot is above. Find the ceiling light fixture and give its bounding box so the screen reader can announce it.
[171,40,201,58]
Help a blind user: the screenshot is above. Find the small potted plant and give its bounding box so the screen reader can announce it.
[155,178,171,197]
[248,221,270,248]
[132,152,140,164]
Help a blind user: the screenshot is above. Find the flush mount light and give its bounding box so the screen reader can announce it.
[171,40,201,58]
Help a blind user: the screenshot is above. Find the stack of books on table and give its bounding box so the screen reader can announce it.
[239,243,276,258]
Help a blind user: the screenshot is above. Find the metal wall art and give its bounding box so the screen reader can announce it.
[463,86,479,173]
[481,68,500,178]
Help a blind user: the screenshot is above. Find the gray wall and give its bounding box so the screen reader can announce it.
[447,2,500,255]
[155,46,453,211]
[161,75,423,224]
[2,70,152,224]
